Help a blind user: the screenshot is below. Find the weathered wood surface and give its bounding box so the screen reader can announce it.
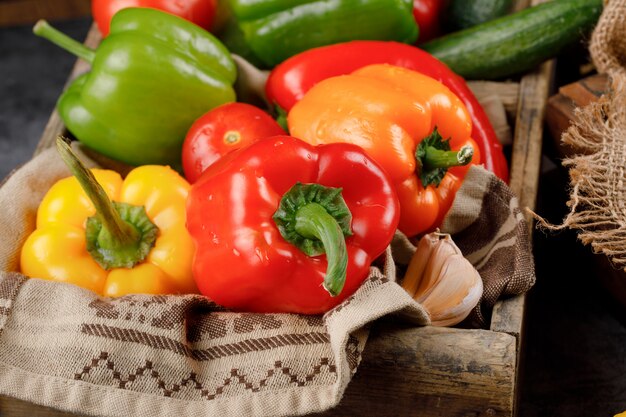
[545,73,608,158]
[0,0,90,27]
[0,396,76,417]
[469,80,520,118]
[320,326,517,417]
[490,59,554,344]
[509,64,553,228]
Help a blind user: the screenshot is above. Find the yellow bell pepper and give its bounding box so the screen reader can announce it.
[20,138,198,297]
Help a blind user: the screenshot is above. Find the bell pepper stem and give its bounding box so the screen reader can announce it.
[55,137,139,250]
[294,203,348,297]
[33,20,95,64]
[422,145,473,169]
[416,128,474,187]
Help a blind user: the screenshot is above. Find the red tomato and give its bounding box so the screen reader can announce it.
[182,103,286,183]
[413,0,444,43]
[92,0,217,37]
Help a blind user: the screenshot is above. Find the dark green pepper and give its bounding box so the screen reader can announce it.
[34,8,237,167]
[221,0,418,68]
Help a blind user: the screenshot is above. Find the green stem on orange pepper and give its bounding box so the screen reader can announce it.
[416,127,473,187]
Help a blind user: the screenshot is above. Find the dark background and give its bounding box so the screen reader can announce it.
[1,17,625,417]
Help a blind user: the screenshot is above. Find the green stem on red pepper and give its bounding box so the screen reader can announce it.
[33,20,95,63]
[56,137,158,269]
[416,127,473,187]
[273,182,352,297]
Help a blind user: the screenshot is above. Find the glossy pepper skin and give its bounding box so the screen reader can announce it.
[289,64,479,237]
[220,0,418,68]
[20,140,198,297]
[186,136,400,314]
[182,102,286,183]
[93,0,217,37]
[265,41,508,183]
[33,8,236,168]
[413,0,444,42]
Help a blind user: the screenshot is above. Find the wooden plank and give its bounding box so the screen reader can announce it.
[558,72,607,104]
[320,325,517,416]
[545,73,609,158]
[509,61,553,222]
[489,0,555,335]
[0,396,74,417]
[491,295,526,338]
[468,80,520,118]
[0,0,91,27]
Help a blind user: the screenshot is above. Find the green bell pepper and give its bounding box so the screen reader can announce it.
[33,8,237,167]
[221,0,418,68]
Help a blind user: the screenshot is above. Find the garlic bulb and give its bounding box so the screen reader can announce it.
[402,232,483,327]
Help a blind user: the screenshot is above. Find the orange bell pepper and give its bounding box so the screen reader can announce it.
[288,64,481,237]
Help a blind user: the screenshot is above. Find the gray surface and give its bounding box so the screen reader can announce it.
[1,17,626,417]
[0,19,91,178]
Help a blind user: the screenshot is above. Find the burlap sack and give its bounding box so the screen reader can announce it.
[535,0,626,269]
[0,144,533,416]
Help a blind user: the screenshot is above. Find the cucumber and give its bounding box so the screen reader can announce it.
[422,0,603,80]
[446,0,514,31]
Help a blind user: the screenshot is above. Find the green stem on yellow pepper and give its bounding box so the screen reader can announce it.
[55,137,157,269]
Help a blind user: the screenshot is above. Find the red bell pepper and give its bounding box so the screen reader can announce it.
[186,136,400,314]
[413,0,444,42]
[93,0,217,37]
[265,40,509,183]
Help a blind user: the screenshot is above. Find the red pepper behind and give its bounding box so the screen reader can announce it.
[265,41,509,183]
[93,0,217,37]
[412,0,444,43]
[186,136,400,314]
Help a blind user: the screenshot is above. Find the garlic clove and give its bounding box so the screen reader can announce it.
[416,235,459,298]
[401,232,484,327]
[401,233,438,297]
[421,255,483,327]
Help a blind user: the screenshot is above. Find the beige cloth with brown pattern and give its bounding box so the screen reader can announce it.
[536,0,626,269]
[0,144,534,416]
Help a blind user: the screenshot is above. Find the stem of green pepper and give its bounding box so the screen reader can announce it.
[33,20,95,63]
[294,203,348,297]
[55,137,158,269]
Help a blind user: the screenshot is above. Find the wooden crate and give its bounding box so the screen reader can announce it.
[0,0,91,27]
[0,0,551,414]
